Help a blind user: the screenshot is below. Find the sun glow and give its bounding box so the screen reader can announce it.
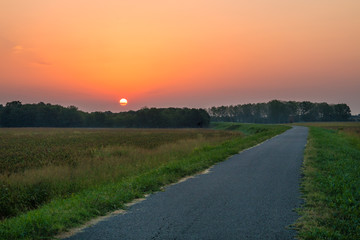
[0,1,359,113]
[119,98,128,106]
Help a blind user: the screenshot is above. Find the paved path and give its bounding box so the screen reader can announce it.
[65,126,308,240]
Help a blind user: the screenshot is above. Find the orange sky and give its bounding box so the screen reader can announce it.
[0,0,359,113]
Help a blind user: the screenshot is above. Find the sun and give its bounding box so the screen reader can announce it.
[119,98,128,106]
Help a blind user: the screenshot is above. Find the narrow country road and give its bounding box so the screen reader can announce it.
[64,126,308,240]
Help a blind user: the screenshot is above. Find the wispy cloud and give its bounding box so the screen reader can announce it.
[12,45,24,53]
[34,60,51,66]
[10,44,51,66]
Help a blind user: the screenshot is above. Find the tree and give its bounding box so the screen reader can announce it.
[268,100,290,123]
[206,100,352,123]
[2,101,23,127]
[0,104,3,126]
[333,104,351,121]
[299,101,315,121]
[317,103,333,121]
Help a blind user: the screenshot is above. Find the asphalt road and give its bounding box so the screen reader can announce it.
[65,126,308,240]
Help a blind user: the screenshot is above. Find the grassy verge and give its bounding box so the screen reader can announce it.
[0,124,289,239]
[210,122,282,135]
[296,123,360,239]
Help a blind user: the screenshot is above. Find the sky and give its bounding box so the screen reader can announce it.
[0,0,359,114]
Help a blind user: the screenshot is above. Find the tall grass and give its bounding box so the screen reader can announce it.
[0,124,289,239]
[296,123,360,239]
[0,128,232,174]
[0,128,240,219]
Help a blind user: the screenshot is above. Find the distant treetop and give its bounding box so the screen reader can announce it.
[0,101,210,128]
[207,100,351,123]
[0,100,352,127]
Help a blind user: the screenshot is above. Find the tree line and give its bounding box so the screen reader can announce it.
[207,100,351,123]
[0,100,352,127]
[0,101,210,128]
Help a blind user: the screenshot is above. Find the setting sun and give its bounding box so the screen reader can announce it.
[0,1,359,114]
[119,98,128,106]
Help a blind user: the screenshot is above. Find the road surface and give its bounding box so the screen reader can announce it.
[65,126,308,240]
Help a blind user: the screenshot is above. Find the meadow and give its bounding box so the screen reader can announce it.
[0,128,241,219]
[0,124,289,239]
[295,122,360,239]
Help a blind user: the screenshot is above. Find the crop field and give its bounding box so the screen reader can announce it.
[295,122,360,137]
[0,124,289,239]
[295,122,360,239]
[0,128,241,219]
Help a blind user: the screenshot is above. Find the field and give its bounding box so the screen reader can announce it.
[295,122,360,239]
[0,124,289,239]
[0,128,241,219]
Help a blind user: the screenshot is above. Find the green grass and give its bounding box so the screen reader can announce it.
[0,128,228,174]
[0,128,241,219]
[210,122,283,135]
[296,123,360,239]
[0,124,289,239]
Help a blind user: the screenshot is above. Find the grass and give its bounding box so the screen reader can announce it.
[0,128,240,219]
[0,124,289,240]
[210,122,280,134]
[295,122,360,239]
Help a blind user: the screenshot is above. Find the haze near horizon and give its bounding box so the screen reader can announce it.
[0,1,359,114]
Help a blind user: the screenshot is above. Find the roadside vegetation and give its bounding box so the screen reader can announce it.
[0,124,289,239]
[296,122,360,239]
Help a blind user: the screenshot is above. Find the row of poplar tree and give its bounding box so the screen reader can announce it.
[0,100,352,127]
[207,100,351,123]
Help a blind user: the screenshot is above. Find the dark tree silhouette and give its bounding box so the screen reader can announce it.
[0,101,210,128]
[208,100,352,123]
